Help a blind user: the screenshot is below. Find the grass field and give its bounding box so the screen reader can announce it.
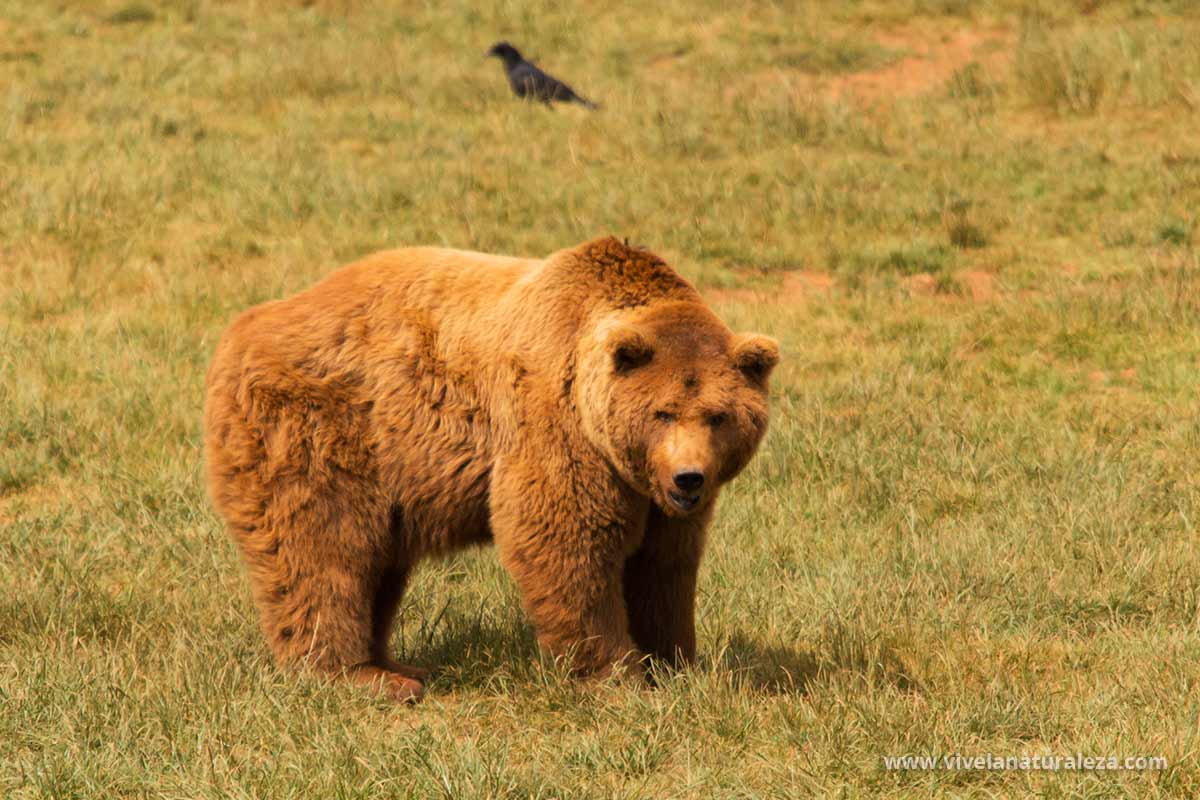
[3,0,1200,796]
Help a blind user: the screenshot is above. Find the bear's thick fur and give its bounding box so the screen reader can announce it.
[204,236,778,701]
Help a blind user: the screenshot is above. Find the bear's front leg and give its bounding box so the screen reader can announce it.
[490,455,645,679]
[623,503,712,668]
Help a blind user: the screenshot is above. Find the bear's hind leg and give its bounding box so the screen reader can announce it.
[240,492,424,703]
[255,548,425,703]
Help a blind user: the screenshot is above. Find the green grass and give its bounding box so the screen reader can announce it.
[2,0,1200,796]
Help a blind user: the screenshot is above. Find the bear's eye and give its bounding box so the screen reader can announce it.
[706,413,728,428]
[654,410,676,423]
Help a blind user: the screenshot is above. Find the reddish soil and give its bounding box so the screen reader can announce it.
[827,27,1013,103]
[955,270,996,302]
[706,270,835,305]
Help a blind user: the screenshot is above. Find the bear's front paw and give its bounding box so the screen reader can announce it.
[351,665,426,704]
[583,648,648,686]
[382,673,426,704]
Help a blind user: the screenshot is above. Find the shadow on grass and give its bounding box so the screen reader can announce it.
[394,605,541,691]
[394,605,920,696]
[715,627,919,695]
[714,631,823,694]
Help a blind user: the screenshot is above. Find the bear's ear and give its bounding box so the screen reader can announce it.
[605,325,654,373]
[732,334,779,384]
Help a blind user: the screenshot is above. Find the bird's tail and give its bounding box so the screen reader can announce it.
[577,96,601,111]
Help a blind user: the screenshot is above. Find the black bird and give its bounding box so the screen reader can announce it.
[487,41,599,110]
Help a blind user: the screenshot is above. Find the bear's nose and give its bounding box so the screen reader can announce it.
[672,470,705,494]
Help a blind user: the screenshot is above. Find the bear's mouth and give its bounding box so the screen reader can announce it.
[667,490,700,512]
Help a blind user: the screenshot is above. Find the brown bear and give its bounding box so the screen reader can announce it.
[204,236,778,702]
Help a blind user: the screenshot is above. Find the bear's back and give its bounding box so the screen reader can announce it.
[326,246,543,314]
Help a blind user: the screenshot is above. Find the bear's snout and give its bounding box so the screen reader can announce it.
[667,468,706,513]
[672,469,704,493]
[661,465,710,514]
[649,423,718,515]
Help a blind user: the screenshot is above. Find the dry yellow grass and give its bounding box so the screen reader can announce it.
[2,1,1199,796]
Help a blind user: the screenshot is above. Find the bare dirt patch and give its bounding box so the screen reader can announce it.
[955,269,996,302]
[704,286,762,305]
[910,273,939,295]
[826,27,1012,103]
[904,270,999,302]
[782,270,834,297]
[706,270,835,306]
[711,268,997,306]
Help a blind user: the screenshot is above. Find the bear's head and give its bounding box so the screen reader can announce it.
[577,300,779,517]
